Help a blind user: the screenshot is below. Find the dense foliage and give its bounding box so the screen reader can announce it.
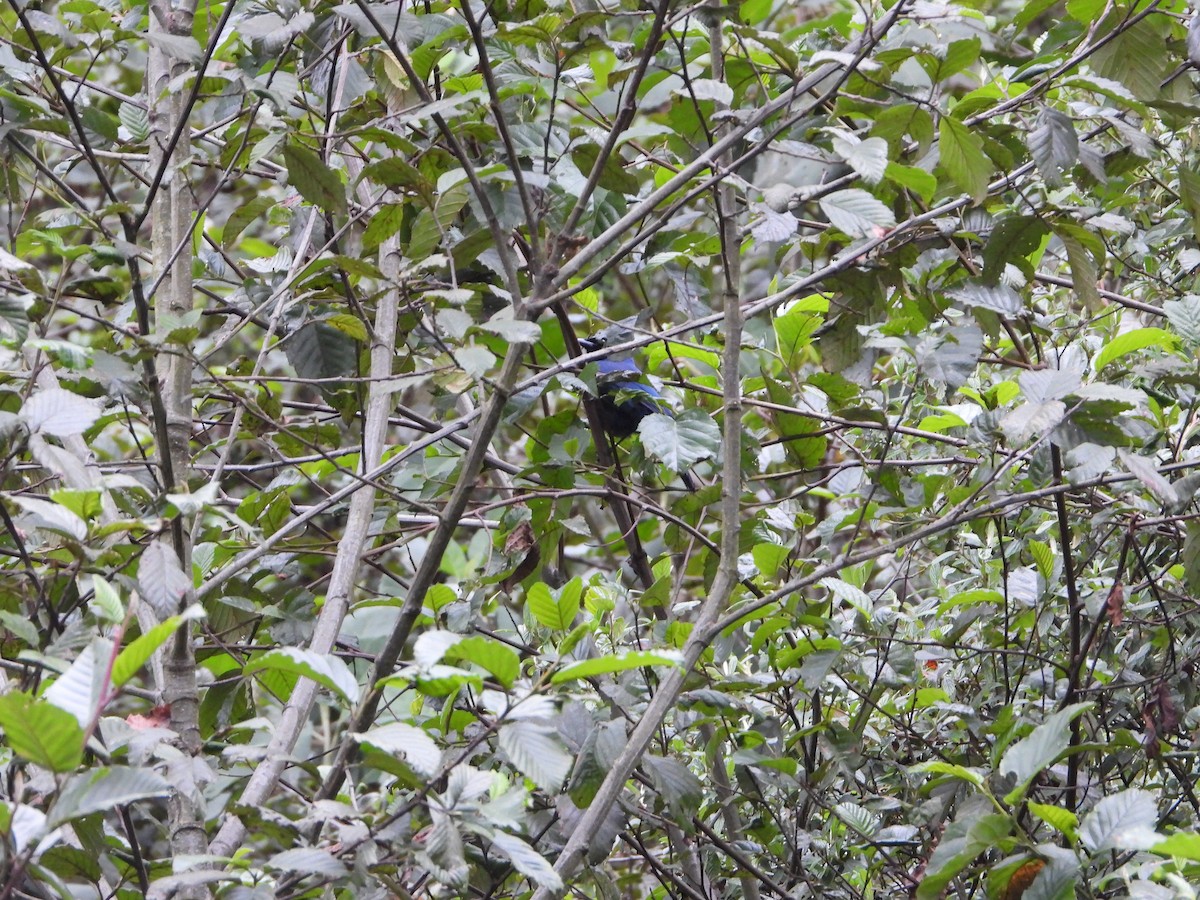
[4,0,1200,896]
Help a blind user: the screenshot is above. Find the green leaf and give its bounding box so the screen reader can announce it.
[552,649,684,683]
[571,142,640,194]
[407,179,471,260]
[0,692,84,772]
[354,722,442,777]
[1059,231,1101,312]
[118,101,149,143]
[834,800,877,836]
[0,611,38,647]
[884,162,937,202]
[1028,801,1079,837]
[285,321,358,383]
[499,720,571,792]
[35,846,102,882]
[112,607,204,688]
[362,203,404,253]
[1090,17,1169,101]
[1153,831,1200,860]
[283,140,347,216]
[1012,0,1056,28]
[915,813,998,898]
[1178,167,1200,233]
[451,636,521,688]
[1064,0,1104,23]
[938,116,991,203]
[526,580,581,632]
[763,376,827,469]
[80,106,118,146]
[325,312,368,342]
[908,760,985,787]
[268,848,350,878]
[488,831,563,892]
[222,195,276,249]
[1028,108,1078,187]
[644,754,703,820]
[1164,295,1200,344]
[1028,541,1054,582]
[936,38,981,80]
[818,188,896,237]
[942,589,1004,609]
[50,766,170,826]
[999,702,1092,798]
[773,298,825,365]
[1094,327,1178,370]
[358,157,430,197]
[872,103,935,152]
[752,542,790,579]
[0,294,29,343]
[983,216,1050,282]
[427,584,458,613]
[88,575,124,623]
[1079,789,1158,853]
[244,647,360,703]
[638,409,721,472]
[50,489,100,521]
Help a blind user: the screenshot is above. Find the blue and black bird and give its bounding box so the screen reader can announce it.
[579,336,669,438]
[578,334,698,490]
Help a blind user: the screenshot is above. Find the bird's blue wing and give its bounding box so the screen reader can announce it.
[608,378,663,401]
[607,380,665,418]
[595,357,642,378]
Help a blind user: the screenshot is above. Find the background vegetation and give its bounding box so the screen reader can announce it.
[3,0,1200,896]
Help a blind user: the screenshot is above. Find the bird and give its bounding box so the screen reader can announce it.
[579,336,669,438]
[578,335,698,491]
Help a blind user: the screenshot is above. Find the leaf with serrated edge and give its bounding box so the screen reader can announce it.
[1029,108,1078,186]
[552,650,684,683]
[112,607,204,688]
[1080,789,1159,853]
[1118,449,1178,505]
[20,389,101,437]
[355,723,442,777]
[499,721,571,792]
[245,647,360,703]
[818,188,896,237]
[639,409,720,471]
[998,703,1091,795]
[50,766,169,826]
[832,134,889,185]
[282,141,347,215]
[939,116,990,202]
[1164,296,1200,344]
[0,692,84,772]
[488,831,564,891]
[268,848,350,878]
[44,642,102,726]
[138,541,191,617]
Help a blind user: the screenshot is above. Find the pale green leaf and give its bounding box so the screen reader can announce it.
[938,116,991,203]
